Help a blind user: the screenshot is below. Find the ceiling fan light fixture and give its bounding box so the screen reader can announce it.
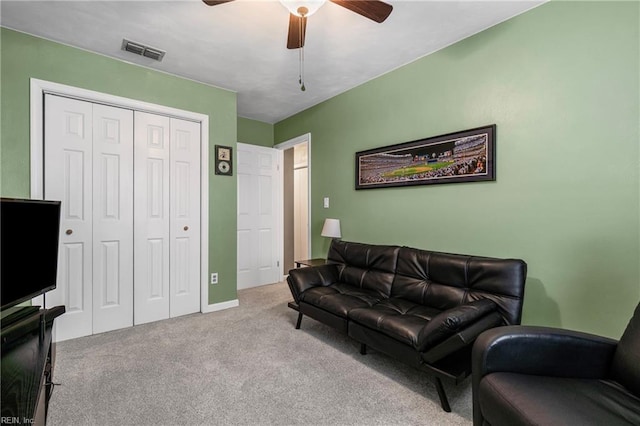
[280,0,327,17]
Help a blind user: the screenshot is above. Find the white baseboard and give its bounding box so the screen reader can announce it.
[202,299,239,313]
[238,279,288,290]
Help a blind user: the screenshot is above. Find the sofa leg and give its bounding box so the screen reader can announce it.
[295,312,303,329]
[432,377,451,413]
[360,343,367,355]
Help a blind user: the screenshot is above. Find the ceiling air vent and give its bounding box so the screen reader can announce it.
[121,39,166,62]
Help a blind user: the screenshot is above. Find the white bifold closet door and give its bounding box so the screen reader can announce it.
[44,95,134,341]
[43,95,200,341]
[134,112,201,324]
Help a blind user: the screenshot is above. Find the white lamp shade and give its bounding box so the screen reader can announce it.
[321,218,341,238]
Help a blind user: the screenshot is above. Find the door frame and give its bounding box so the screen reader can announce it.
[29,78,212,314]
[274,133,312,278]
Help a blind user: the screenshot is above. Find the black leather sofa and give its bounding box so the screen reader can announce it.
[287,240,527,411]
[472,302,640,425]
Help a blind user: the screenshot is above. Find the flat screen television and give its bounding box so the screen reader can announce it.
[1,198,62,310]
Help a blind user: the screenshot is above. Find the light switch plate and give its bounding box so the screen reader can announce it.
[323,197,329,208]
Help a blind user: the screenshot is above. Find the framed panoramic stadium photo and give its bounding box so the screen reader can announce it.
[355,124,496,190]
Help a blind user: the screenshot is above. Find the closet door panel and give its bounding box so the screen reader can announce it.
[134,111,171,325]
[44,94,93,341]
[169,118,201,317]
[92,104,134,334]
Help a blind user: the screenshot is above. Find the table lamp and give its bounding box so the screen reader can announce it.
[321,218,341,239]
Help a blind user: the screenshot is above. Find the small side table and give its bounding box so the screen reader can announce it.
[294,258,326,268]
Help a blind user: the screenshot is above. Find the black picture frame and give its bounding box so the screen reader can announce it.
[355,124,496,190]
[214,145,233,176]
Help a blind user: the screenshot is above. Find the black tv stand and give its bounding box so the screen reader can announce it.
[1,305,42,326]
[1,305,65,425]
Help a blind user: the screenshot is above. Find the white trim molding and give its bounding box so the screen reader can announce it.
[274,132,311,151]
[202,299,240,314]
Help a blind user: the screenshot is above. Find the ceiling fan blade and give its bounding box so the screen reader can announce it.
[330,0,393,23]
[202,0,235,6]
[287,13,307,49]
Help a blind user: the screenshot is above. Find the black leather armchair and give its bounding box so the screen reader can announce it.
[472,302,640,425]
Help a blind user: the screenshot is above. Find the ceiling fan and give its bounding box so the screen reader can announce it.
[202,0,393,49]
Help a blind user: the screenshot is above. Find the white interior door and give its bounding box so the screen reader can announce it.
[237,143,282,289]
[44,95,95,341]
[92,104,134,334]
[134,111,171,325]
[169,118,201,317]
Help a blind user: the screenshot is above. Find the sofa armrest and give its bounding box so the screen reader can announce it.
[421,311,504,364]
[416,299,499,352]
[472,325,618,381]
[287,264,339,303]
[471,326,618,426]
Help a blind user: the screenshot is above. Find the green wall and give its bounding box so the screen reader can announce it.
[0,28,238,305]
[237,117,274,147]
[275,1,640,338]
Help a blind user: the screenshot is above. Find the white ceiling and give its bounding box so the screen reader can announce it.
[1,0,544,123]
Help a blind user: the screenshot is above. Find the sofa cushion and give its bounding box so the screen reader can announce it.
[611,302,640,397]
[348,298,441,349]
[393,249,468,309]
[478,372,640,426]
[349,298,498,352]
[394,247,527,325]
[327,240,400,298]
[300,283,384,318]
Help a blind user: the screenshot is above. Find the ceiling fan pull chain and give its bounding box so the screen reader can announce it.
[300,47,306,91]
[299,10,306,91]
[298,47,303,89]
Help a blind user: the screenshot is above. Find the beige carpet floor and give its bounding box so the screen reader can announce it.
[48,281,473,425]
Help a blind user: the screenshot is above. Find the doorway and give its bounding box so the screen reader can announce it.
[277,134,311,275]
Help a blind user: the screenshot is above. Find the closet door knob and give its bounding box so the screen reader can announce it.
[65,229,73,235]
[183,226,189,231]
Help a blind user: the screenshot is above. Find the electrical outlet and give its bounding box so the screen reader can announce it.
[211,273,218,285]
